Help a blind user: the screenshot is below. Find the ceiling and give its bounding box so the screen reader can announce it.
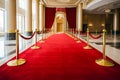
[42,0,120,14]
[85,0,120,14]
[42,0,82,8]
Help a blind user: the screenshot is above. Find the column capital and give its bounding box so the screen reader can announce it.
[78,3,82,6]
[82,1,87,9]
[39,0,44,5]
[77,3,83,9]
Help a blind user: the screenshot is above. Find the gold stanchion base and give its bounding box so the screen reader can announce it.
[95,59,114,67]
[31,46,40,49]
[70,36,73,38]
[76,40,81,43]
[39,40,45,43]
[68,35,71,37]
[84,45,92,49]
[7,59,26,66]
[74,38,78,40]
[71,37,74,39]
[42,38,47,40]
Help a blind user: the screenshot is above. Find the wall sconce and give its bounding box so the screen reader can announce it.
[101,23,105,27]
[88,23,93,27]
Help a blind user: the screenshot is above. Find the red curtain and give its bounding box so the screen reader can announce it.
[56,8,66,12]
[45,7,56,28]
[66,8,76,28]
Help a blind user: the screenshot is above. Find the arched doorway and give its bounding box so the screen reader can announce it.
[52,12,67,33]
[56,16,63,32]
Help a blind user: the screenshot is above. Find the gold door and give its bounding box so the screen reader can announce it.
[57,23,62,32]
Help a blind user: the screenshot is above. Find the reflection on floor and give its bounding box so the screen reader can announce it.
[80,33,120,65]
[0,32,120,66]
[0,34,43,66]
[96,42,120,49]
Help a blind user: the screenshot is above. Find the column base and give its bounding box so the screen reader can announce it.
[5,33,16,40]
[112,31,120,34]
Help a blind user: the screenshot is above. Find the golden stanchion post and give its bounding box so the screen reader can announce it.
[74,30,78,40]
[70,28,73,38]
[66,29,71,37]
[7,30,26,66]
[31,29,40,49]
[76,30,81,43]
[39,29,45,43]
[44,28,47,40]
[71,28,74,38]
[84,28,92,49]
[72,28,76,40]
[96,30,98,35]
[49,29,53,36]
[95,29,114,67]
[67,29,72,37]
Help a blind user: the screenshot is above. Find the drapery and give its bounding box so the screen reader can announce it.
[66,8,76,28]
[45,7,56,28]
[56,8,66,12]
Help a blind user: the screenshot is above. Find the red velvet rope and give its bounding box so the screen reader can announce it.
[89,33,102,39]
[19,32,36,40]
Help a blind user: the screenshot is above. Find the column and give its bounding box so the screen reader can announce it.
[39,1,45,32]
[5,0,16,40]
[25,0,32,36]
[76,3,83,32]
[82,1,87,9]
[34,0,39,32]
[113,9,120,34]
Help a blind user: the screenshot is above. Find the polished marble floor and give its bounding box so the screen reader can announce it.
[0,33,45,66]
[79,33,120,65]
[0,32,120,66]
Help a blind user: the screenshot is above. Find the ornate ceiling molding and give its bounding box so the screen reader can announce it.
[43,0,82,8]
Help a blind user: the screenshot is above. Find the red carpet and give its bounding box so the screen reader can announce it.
[0,33,120,80]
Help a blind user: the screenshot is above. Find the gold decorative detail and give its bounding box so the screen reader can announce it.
[84,45,92,49]
[7,59,26,66]
[74,38,78,40]
[31,45,40,49]
[95,59,114,67]
[76,40,81,43]
[39,40,45,43]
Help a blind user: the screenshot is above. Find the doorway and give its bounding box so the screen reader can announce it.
[57,23,62,32]
[52,12,67,33]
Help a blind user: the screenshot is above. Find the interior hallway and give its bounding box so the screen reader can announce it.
[0,32,120,66]
[0,33,120,80]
